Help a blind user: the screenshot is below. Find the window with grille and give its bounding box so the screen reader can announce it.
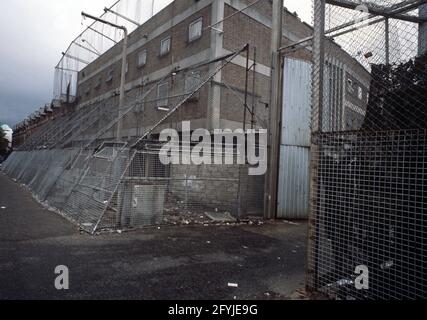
[357,86,363,100]
[189,18,203,42]
[94,77,101,89]
[185,71,202,101]
[106,70,113,83]
[157,82,169,109]
[160,37,171,56]
[138,50,147,67]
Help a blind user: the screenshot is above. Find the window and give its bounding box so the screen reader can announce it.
[358,86,363,100]
[106,70,113,83]
[160,37,171,56]
[347,78,355,94]
[85,85,91,96]
[138,50,147,67]
[157,82,169,109]
[189,18,203,42]
[185,71,202,100]
[94,77,101,89]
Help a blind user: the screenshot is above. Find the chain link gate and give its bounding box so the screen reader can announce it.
[301,0,427,300]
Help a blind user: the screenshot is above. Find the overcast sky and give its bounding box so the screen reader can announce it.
[0,0,311,127]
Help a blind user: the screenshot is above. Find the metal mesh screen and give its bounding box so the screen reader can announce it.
[2,46,265,234]
[306,0,427,300]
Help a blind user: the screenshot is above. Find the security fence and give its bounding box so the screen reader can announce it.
[303,0,427,300]
[2,46,265,234]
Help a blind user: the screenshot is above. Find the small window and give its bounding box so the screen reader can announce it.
[94,77,101,89]
[85,85,91,96]
[347,78,355,94]
[357,86,363,100]
[189,18,203,42]
[106,70,113,83]
[138,50,147,67]
[160,37,171,56]
[125,61,129,74]
[185,71,202,100]
[157,82,169,109]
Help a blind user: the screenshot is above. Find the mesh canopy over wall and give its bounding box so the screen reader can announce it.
[3,46,265,234]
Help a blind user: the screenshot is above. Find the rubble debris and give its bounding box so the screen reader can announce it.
[205,211,236,223]
[282,220,300,226]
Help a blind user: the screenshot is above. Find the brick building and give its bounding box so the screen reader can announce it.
[14,0,370,148]
[73,0,369,140]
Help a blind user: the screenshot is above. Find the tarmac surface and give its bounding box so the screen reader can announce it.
[0,172,307,300]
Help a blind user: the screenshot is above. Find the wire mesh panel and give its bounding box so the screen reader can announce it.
[53,0,174,102]
[307,0,427,300]
[2,45,265,234]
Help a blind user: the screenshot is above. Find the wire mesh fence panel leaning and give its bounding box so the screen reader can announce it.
[2,44,265,234]
[305,0,427,300]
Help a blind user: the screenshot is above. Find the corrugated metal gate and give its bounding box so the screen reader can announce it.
[277,58,312,219]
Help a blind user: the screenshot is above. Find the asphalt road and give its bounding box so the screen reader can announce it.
[0,173,307,300]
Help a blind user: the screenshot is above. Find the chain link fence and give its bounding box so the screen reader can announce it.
[304,0,427,300]
[2,46,265,234]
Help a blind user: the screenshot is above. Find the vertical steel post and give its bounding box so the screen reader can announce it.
[117,28,128,141]
[243,44,250,132]
[385,18,390,64]
[420,3,427,55]
[306,0,326,293]
[264,0,283,220]
[251,47,257,129]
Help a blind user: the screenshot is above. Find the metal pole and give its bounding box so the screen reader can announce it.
[117,28,128,141]
[82,39,101,55]
[62,52,90,65]
[73,41,101,57]
[420,3,427,55]
[82,11,128,142]
[306,0,326,294]
[385,18,390,64]
[264,0,283,220]
[87,26,118,44]
[104,7,141,26]
[243,44,250,132]
[251,47,257,130]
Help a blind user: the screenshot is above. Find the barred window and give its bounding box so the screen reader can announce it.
[138,50,147,67]
[185,72,202,100]
[157,82,169,109]
[189,18,203,42]
[106,70,113,83]
[358,86,363,100]
[94,77,101,89]
[160,37,171,56]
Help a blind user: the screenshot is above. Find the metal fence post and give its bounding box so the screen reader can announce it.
[306,0,326,293]
[420,4,427,55]
[264,0,283,220]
